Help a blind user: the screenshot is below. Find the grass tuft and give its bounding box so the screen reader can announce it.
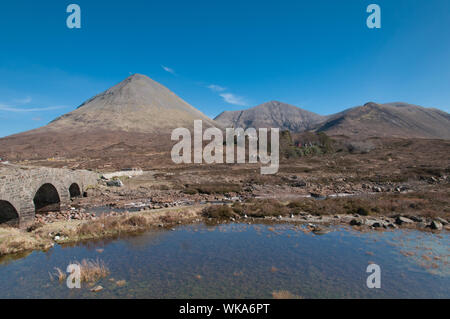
[75,258,110,283]
[202,205,237,219]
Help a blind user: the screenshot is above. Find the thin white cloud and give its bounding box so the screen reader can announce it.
[219,93,249,106]
[0,104,68,112]
[207,84,226,92]
[206,83,248,106]
[12,97,32,104]
[161,65,176,75]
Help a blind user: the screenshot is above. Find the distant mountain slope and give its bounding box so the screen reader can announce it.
[315,102,450,139]
[45,73,217,133]
[214,101,325,132]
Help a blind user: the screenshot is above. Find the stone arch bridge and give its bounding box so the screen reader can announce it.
[0,164,99,227]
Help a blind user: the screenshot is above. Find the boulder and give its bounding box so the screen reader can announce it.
[106,179,124,187]
[350,219,362,226]
[434,217,448,225]
[372,222,383,228]
[395,216,414,225]
[409,216,423,223]
[430,220,443,231]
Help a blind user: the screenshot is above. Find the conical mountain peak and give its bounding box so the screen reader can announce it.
[48,74,217,133]
[127,73,149,80]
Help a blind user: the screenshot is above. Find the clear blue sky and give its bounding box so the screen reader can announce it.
[0,0,449,137]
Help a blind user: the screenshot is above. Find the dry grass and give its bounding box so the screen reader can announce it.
[288,198,375,216]
[1,206,203,257]
[0,226,53,256]
[205,190,449,220]
[236,199,289,217]
[272,290,303,299]
[75,258,110,283]
[123,215,148,227]
[74,206,201,240]
[201,188,450,221]
[202,205,237,219]
[286,189,450,218]
[51,267,67,282]
[50,258,109,284]
[203,199,291,219]
[185,182,242,194]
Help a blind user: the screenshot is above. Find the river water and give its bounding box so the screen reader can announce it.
[0,223,448,298]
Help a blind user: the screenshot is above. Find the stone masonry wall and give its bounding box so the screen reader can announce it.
[0,165,99,227]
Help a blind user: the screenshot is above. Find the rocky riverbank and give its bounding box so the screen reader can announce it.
[0,205,204,257]
[1,199,448,259]
[202,203,449,232]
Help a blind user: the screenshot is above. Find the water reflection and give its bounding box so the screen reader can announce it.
[0,223,448,298]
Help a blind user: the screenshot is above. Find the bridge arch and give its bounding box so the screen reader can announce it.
[34,183,61,214]
[69,183,82,198]
[0,200,19,226]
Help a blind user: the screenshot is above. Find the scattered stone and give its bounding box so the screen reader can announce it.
[90,285,103,292]
[106,179,124,187]
[395,216,414,225]
[430,220,443,231]
[373,186,382,192]
[434,217,448,225]
[350,219,362,226]
[291,181,306,188]
[409,216,423,223]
